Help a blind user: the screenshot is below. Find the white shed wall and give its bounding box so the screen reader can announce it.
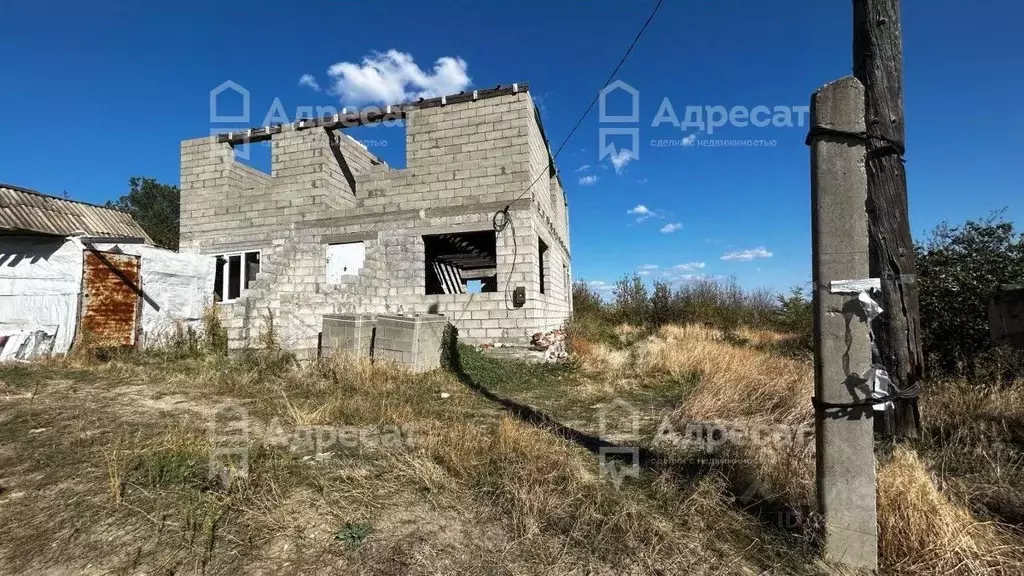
[92,243,216,347]
[0,236,216,358]
[0,237,83,357]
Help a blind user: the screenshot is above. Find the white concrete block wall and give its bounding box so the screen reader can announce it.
[532,211,572,333]
[181,87,573,351]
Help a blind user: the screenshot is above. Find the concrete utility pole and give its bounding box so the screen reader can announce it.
[853,0,923,437]
[809,76,878,571]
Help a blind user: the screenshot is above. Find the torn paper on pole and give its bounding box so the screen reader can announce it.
[829,278,884,321]
[865,365,894,413]
[857,291,884,320]
[829,278,881,294]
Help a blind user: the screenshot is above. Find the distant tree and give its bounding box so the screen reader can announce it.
[649,279,675,327]
[776,286,813,345]
[571,280,605,318]
[106,177,180,249]
[613,273,650,326]
[916,212,1024,376]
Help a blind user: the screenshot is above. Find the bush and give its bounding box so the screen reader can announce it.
[568,281,620,351]
[440,323,460,372]
[666,277,779,334]
[573,274,810,341]
[775,287,813,341]
[612,274,650,325]
[916,214,1024,377]
[571,280,604,319]
[649,280,674,328]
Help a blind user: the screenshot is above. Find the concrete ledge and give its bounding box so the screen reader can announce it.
[322,232,379,245]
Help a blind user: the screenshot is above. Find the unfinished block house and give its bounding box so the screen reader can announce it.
[180,83,571,359]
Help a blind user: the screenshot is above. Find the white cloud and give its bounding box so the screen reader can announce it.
[661,267,708,283]
[586,280,614,296]
[639,264,659,270]
[608,149,636,173]
[576,164,591,172]
[325,50,471,105]
[637,177,649,184]
[720,247,774,262]
[682,133,697,146]
[626,204,668,223]
[672,262,705,271]
[660,222,682,234]
[578,175,599,186]
[298,73,321,91]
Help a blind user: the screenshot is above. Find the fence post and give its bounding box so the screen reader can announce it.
[809,76,878,570]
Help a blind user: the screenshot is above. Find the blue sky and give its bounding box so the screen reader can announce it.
[1,0,1020,295]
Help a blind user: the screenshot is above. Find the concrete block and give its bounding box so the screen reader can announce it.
[374,314,447,372]
[321,314,375,360]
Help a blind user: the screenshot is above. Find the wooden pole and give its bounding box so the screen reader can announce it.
[853,0,923,437]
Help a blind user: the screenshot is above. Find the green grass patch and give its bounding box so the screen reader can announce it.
[0,364,95,388]
[454,343,574,396]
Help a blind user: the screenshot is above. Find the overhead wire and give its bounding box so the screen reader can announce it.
[494,0,665,309]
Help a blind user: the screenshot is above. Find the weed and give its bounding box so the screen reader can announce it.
[335,521,374,548]
[103,445,126,504]
[204,305,228,354]
[129,430,210,490]
[258,307,278,350]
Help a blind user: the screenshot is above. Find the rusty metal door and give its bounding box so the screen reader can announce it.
[80,250,141,347]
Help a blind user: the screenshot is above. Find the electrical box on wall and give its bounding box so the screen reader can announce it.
[326,242,365,282]
[512,286,526,307]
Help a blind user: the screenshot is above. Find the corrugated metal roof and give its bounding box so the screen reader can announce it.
[0,183,152,242]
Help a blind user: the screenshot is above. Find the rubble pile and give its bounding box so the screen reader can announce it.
[531,329,568,362]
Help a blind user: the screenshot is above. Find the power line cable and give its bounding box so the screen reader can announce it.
[510,0,665,205]
[495,0,664,310]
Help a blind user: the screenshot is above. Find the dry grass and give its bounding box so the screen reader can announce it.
[2,320,1023,574]
[0,342,814,574]
[571,337,630,375]
[736,326,793,346]
[570,321,1024,575]
[877,446,1024,574]
[629,324,818,534]
[636,324,813,425]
